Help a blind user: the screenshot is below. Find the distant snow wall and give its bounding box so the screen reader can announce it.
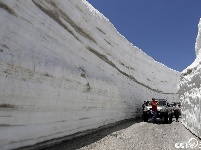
[0,0,180,149]
[179,18,201,139]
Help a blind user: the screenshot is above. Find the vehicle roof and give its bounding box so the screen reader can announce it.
[155,99,167,101]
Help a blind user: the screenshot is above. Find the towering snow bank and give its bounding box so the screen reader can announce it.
[179,19,201,138]
[0,0,180,149]
[195,19,201,56]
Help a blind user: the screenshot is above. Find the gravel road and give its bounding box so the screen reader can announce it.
[40,118,201,150]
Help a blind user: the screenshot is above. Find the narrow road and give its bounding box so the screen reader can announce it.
[40,118,201,150]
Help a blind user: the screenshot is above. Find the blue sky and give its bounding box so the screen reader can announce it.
[87,0,201,72]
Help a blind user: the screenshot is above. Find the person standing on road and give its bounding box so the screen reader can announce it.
[142,101,147,120]
[174,104,180,122]
[151,98,159,123]
[142,101,146,110]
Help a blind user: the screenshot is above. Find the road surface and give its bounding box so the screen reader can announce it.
[40,118,201,150]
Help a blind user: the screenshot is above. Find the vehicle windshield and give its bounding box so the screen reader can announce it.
[146,100,167,106]
[158,100,166,106]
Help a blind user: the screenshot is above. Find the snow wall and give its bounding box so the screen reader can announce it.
[0,0,180,149]
[179,18,201,139]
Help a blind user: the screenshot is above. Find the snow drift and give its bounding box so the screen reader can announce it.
[0,0,180,149]
[179,18,201,139]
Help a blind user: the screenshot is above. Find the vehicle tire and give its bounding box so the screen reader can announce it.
[169,115,173,122]
[143,114,148,122]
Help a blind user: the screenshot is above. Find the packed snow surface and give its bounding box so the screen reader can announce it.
[179,18,201,139]
[0,0,180,149]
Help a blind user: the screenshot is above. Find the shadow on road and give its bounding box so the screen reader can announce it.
[39,119,142,150]
[146,117,179,125]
